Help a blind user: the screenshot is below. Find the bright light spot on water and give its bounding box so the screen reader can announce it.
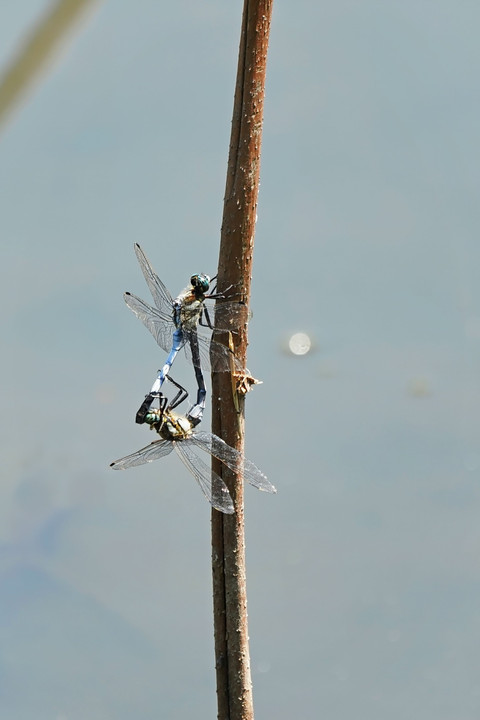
[288,332,311,355]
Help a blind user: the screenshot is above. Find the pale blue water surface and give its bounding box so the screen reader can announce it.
[1,2,480,718]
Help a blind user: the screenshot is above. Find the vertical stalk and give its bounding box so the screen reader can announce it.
[211,1,273,719]
[0,0,98,130]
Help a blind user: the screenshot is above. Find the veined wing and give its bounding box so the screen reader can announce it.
[191,431,276,494]
[174,441,234,514]
[125,291,243,373]
[184,330,245,374]
[110,439,173,469]
[209,301,250,331]
[134,243,174,313]
[124,292,182,354]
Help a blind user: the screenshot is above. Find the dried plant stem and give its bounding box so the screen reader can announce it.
[0,0,98,129]
[211,1,273,718]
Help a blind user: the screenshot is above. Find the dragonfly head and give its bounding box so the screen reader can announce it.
[144,409,163,428]
[190,273,211,296]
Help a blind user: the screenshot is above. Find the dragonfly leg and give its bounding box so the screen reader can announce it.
[205,283,234,300]
[199,305,214,330]
[165,375,189,410]
[135,390,170,424]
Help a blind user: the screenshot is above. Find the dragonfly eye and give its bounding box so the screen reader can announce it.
[191,274,210,293]
[145,410,162,426]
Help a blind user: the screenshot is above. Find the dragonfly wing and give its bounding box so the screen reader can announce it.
[210,336,245,373]
[209,301,250,331]
[124,292,179,354]
[184,331,245,374]
[174,441,235,514]
[134,243,174,312]
[110,439,173,469]
[191,432,276,494]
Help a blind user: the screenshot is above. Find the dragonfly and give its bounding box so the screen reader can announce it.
[125,244,248,423]
[110,381,276,514]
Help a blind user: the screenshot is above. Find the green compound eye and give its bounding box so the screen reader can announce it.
[144,410,160,426]
[190,274,210,293]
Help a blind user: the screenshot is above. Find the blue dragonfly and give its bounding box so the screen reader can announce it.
[110,378,276,514]
[125,244,247,423]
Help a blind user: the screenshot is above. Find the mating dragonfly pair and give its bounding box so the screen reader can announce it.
[110,244,276,513]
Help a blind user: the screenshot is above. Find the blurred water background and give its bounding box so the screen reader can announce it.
[1,2,480,718]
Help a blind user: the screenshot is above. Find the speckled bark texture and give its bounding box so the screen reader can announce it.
[211,1,273,719]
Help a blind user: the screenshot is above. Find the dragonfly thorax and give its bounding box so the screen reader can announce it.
[174,274,210,311]
[159,412,193,441]
[145,409,193,441]
[173,285,206,330]
[179,299,204,330]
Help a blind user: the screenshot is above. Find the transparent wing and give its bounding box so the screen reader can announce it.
[125,291,243,374]
[134,243,174,312]
[205,301,250,331]
[124,292,182,354]
[174,441,235,514]
[110,439,173,469]
[183,330,245,374]
[191,431,276,493]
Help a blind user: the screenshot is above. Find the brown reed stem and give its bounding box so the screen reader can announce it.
[211,1,273,718]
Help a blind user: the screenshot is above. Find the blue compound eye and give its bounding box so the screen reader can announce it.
[191,274,210,292]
